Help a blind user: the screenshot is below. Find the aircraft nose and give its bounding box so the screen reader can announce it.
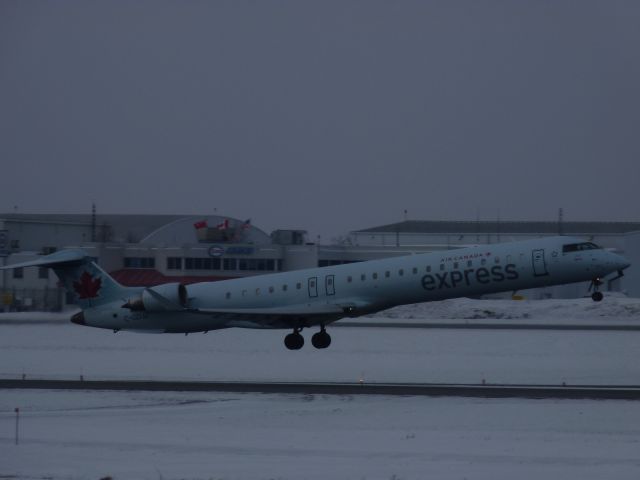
[611,253,631,271]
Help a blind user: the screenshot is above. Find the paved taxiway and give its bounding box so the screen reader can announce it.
[3,379,640,400]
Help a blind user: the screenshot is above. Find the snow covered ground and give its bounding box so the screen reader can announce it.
[1,389,640,480]
[1,297,640,479]
[362,294,640,324]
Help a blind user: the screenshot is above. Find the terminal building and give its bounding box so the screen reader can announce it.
[1,213,639,310]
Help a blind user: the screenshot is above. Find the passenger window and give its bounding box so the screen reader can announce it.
[453,262,459,269]
[398,269,404,276]
[373,273,378,280]
[225,292,231,299]
[347,276,352,283]
[481,258,486,266]
[242,289,247,297]
[282,285,288,291]
[385,271,390,278]
[426,266,431,273]
[412,267,418,274]
[467,260,472,267]
[361,274,366,281]
[440,264,445,271]
[269,286,274,293]
[296,283,301,290]
[255,288,260,295]
[494,257,500,264]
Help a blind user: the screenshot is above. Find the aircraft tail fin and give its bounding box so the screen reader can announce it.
[1,249,130,309]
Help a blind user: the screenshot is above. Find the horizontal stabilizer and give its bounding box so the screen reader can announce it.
[0,249,87,270]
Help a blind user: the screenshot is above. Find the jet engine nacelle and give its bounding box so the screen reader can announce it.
[123,283,188,312]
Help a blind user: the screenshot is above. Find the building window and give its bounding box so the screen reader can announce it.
[239,258,277,271]
[185,257,221,270]
[38,267,48,279]
[124,257,155,269]
[167,257,182,270]
[13,267,23,279]
[224,258,237,270]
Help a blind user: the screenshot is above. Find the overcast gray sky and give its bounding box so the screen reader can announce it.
[1,1,639,239]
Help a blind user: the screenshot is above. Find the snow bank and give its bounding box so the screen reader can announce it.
[365,295,640,322]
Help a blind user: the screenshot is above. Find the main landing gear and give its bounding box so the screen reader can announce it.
[311,327,331,349]
[589,278,604,302]
[284,326,332,350]
[284,328,304,350]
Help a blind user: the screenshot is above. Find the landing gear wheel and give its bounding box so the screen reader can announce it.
[284,331,304,350]
[311,330,332,349]
[589,278,604,302]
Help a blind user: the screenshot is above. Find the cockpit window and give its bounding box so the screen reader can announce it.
[562,242,601,253]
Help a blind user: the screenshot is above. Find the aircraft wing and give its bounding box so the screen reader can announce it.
[190,302,367,328]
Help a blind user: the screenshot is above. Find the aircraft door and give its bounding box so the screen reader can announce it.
[308,277,318,298]
[325,275,335,296]
[532,249,549,277]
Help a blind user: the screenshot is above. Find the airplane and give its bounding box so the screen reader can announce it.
[1,236,630,350]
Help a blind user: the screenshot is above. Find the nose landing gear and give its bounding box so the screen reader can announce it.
[589,278,604,302]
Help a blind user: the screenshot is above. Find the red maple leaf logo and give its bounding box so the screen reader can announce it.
[73,271,102,299]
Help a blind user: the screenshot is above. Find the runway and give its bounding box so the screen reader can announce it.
[3,378,640,400]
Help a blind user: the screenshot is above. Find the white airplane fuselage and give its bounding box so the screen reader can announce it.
[78,236,629,338]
